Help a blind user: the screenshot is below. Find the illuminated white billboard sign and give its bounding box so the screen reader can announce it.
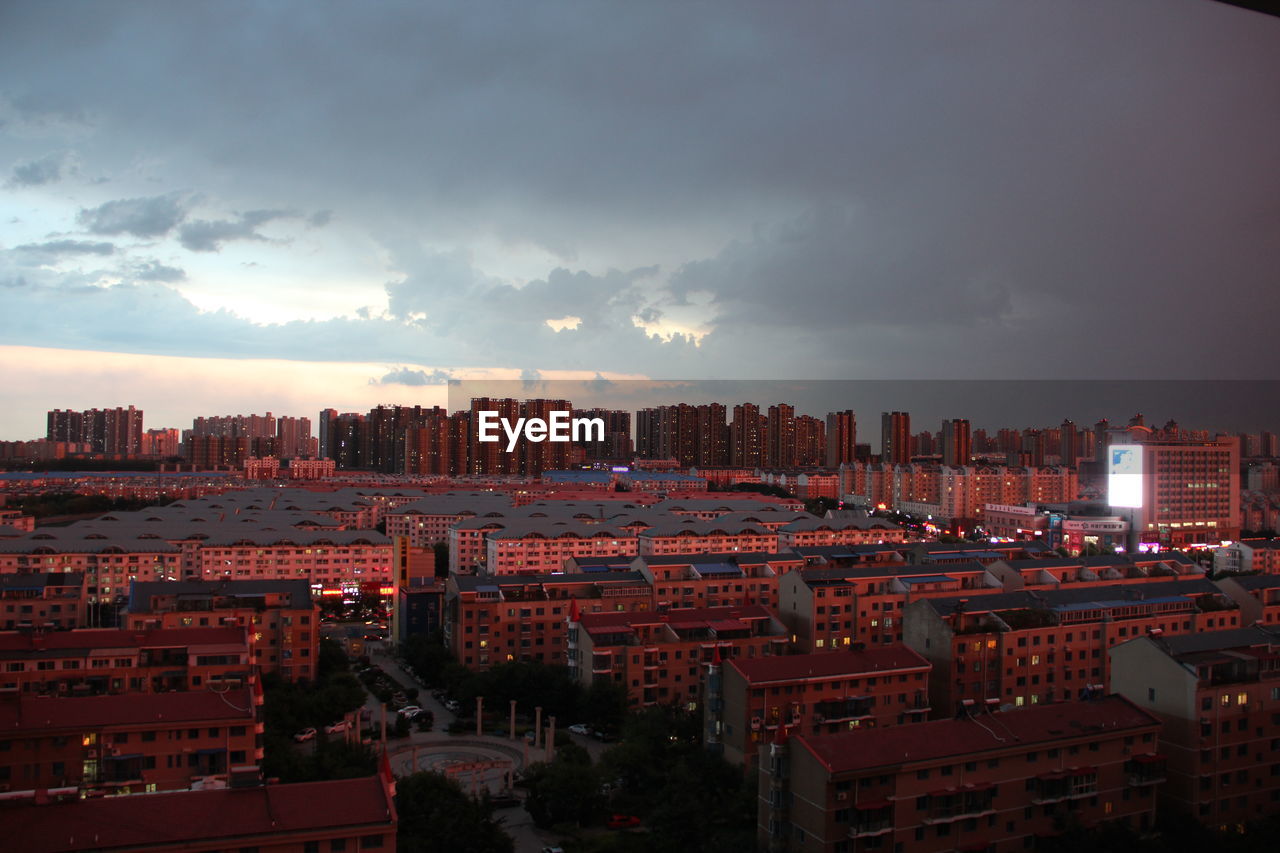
[1108,444,1144,508]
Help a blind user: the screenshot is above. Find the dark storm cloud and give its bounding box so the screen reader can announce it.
[1,1,1278,379]
[8,153,71,187]
[77,193,190,238]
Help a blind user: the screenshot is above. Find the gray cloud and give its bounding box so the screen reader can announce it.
[0,0,1277,388]
[8,153,71,187]
[130,260,186,282]
[177,209,294,252]
[15,239,115,257]
[77,193,190,238]
[372,367,452,386]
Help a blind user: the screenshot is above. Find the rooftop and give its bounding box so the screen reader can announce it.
[727,645,929,684]
[3,774,395,853]
[796,696,1159,774]
[127,579,314,611]
[0,626,247,656]
[0,687,255,731]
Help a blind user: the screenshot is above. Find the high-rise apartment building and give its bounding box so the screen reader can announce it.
[941,418,971,467]
[732,403,765,468]
[47,406,143,456]
[824,410,856,468]
[880,411,910,465]
[767,404,797,467]
[573,408,632,460]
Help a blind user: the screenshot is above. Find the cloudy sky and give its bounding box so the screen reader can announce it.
[1,1,1278,439]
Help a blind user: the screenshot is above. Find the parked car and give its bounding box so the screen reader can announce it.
[444,699,460,712]
[324,720,351,734]
[399,706,423,718]
[568,723,591,736]
[539,847,564,853]
[607,814,641,830]
[293,728,317,743]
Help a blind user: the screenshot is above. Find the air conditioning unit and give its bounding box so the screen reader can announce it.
[836,791,848,801]
[750,717,762,730]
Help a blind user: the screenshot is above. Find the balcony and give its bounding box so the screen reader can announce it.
[814,697,873,723]
[848,802,893,838]
[920,787,995,823]
[1126,755,1167,787]
[1032,770,1097,804]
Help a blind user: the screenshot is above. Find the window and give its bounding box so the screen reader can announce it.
[361,836,385,849]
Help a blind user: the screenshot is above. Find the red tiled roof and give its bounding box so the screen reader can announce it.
[3,776,395,853]
[0,626,246,654]
[796,696,1160,774]
[0,688,255,732]
[727,645,930,684]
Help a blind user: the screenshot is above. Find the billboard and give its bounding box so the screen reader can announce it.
[1108,444,1144,508]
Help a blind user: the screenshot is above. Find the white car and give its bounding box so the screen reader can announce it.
[324,720,351,734]
[293,727,317,743]
[568,724,591,736]
[399,706,423,718]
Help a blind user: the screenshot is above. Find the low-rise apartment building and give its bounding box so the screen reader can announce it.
[0,686,262,796]
[1111,625,1280,829]
[124,580,319,681]
[710,645,930,769]
[905,579,1240,717]
[569,605,789,708]
[444,572,652,670]
[780,563,1001,653]
[633,551,804,611]
[0,626,251,695]
[0,572,87,630]
[758,696,1163,853]
[4,772,397,853]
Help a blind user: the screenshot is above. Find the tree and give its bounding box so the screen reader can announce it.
[455,661,583,721]
[396,771,514,853]
[582,679,628,735]
[402,632,454,687]
[522,755,604,829]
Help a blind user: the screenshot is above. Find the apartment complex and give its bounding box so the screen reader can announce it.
[0,626,251,696]
[711,646,930,769]
[0,687,261,796]
[569,605,789,707]
[4,773,397,853]
[759,696,1163,853]
[124,580,319,681]
[1111,626,1280,829]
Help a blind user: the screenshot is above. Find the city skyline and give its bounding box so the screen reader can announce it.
[13,377,1280,445]
[3,2,1279,438]
[4,4,1280,849]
